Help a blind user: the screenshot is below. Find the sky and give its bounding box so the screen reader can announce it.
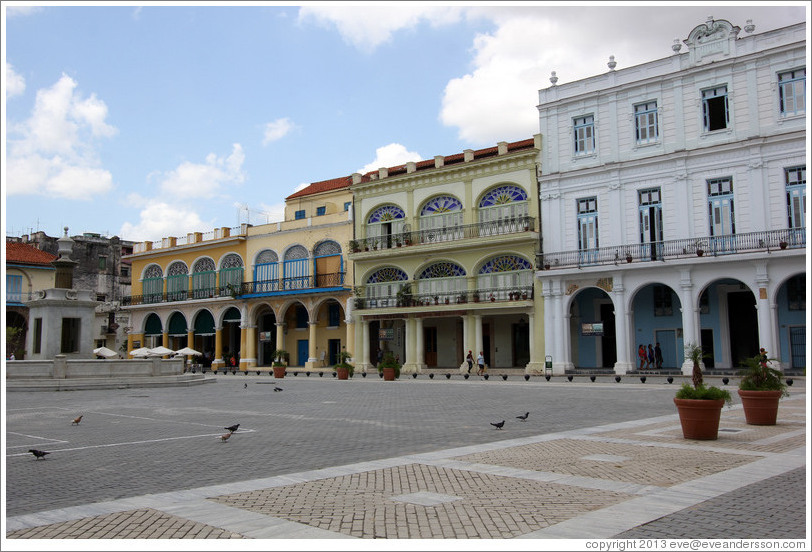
[2,1,808,244]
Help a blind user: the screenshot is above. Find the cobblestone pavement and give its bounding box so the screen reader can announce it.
[4,374,808,546]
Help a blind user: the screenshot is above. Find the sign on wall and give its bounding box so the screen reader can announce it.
[581,322,604,336]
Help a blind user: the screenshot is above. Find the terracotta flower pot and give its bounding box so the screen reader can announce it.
[382,367,396,381]
[273,365,286,378]
[673,398,725,440]
[336,366,350,380]
[738,390,782,425]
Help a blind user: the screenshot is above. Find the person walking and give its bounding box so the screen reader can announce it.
[476,351,485,376]
[466,351,474,374]
[654,342,663,369]
[638,345,647,370]
[646,344,655,370]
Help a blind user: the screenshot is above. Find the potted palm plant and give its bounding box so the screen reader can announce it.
[377,351,400,381]
[737,350,788,425]
[673,342,731,440]
[334,351,354,380]
[272,349,288,378]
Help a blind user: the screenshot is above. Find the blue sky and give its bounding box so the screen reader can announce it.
[3,2,807,243]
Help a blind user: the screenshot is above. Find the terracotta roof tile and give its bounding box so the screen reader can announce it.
[5,241,57,266]
[286,176,353,200]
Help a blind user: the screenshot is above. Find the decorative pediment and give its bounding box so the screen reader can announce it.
[685,17,740,64]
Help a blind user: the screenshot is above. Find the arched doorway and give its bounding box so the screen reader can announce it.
[143,313,163,348]
[254,306,277,367]
[221,307,242,364]
[776,273,806,370]
[698,279,758,369]
[569,287,616,369]
[631,283,683,369]
[192,310,215,366]
[167,312,188,350]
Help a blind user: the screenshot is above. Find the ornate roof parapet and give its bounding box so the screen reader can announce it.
[684,16,741,65]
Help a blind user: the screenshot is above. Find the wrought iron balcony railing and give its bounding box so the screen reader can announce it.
[539,228,806,271]
[122,272,346,306]
[350,216,535,253]
[354,285,534,310]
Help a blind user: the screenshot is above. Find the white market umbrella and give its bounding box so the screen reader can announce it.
[93,346,118,358]
[148,346,175,356]
[129,347,152,357]
[174,347,201,356]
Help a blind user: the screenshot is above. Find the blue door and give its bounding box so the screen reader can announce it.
[655,329,677,369]
[297,339,309,367]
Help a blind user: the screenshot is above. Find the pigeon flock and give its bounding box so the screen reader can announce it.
[490,412,530,429]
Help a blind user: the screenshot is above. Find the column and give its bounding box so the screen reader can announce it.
[402,318,416,374]
[186,329,195,371]
[238,325,247,371]
[360,319,371,372]
[462,314,470,356]
[612,278,632,374]
[162,332,169,357]
[213,326,224,369]
[275,322,285,356]
[305,322,318,369]
[753,263,776,359]
[679,269,697,375]
[243,324,257,370]
[415,317,425,372]
[474,314,483,358]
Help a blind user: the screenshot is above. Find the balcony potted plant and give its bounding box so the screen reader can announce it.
[737,350,788,425]
[377,351,400,381]
[272,349,288,379]
[333,351,354,380]
[349,239,360,253]
[673,342,731,440]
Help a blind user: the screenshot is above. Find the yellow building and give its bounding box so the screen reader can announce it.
[349,136,545,374]
[5,240,58,359]
[123,177,354,371]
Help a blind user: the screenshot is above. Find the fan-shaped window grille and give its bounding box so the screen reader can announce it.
[416,261,466,298]
[219,254,244,294]
[166,262,189,301]
[418,196,464,243]
[366,204,406,247]
[254,250,279,292]
[477,255,533,300]
[477,185,529,233]
[192,258,216,299]
[365,267,408,303]
[314,240,341,256]
[143,265,164,304]
[367,205,405,223]
[283,245,309,290]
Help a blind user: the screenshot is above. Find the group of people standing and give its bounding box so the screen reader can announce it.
[638,343,663,370]
[465,350,486,376]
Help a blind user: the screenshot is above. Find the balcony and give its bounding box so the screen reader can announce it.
[349,216,535,253]
[539,228,806,271]
[355,285,534,311]
[122,272,347,306]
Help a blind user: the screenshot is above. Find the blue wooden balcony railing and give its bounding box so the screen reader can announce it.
[122,272,346,306]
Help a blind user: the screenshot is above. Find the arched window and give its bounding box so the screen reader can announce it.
[284,245,309,290]
[419,195,463,243]
[365,267,408,306]
[143,313,163,347]
[314,240,343,287]
[143,265,164,304]
[166,261,189,302]
[477,255,533,300]
[219,253,244,295]
[254,250,278,293]
[416,261,466,300]
[366,204,406,248]
[478,185,529,235]
[192,257,216,299]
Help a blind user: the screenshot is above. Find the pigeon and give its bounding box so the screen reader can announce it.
[225,424,240,433]
[219,433,232,442]
[274,387,283,392]
[244,383,248,389]
[29,449,51,459]
[72,415,83,425]
[490,420,505,430]
[516,412,529,422]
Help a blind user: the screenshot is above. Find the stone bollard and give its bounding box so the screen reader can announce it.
[53,354,68,379]
[151,357,161,376]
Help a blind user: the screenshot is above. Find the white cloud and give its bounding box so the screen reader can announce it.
[298,5,464,52]
[158,143,246,199]
[6,6,43,17]
[357,143,422,174]
[119,202,210,243]
[262,117,294,145]
[6,74,116,198]
[5,62,25,98]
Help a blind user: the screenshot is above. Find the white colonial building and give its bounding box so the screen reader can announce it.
[536,17,806,375]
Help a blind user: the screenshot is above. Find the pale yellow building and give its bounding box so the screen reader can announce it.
[123,177,354,371]
[349,136,545,374]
